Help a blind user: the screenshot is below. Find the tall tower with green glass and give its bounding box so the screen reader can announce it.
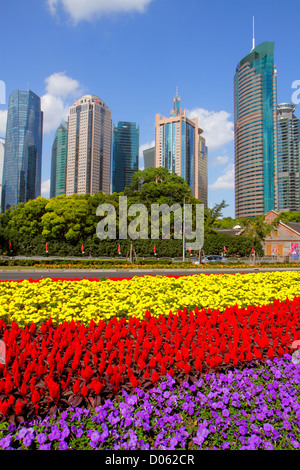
[112,122,139,193]
[234,41,277,218]
[50,122,68,198]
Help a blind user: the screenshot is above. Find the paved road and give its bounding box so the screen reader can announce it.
[0,266,300,281]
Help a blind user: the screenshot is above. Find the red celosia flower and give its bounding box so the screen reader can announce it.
[14,399,23,416]
[151,370,159,383]
[73,379,80,395]
[31,388,40,405]
[81,384,89,397]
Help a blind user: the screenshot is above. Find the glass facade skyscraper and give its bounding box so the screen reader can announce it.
[155,95,207,207]
[143,146,155,169]
[50,122,68,198]
[112,122,139,193]
[1,90,43,212]
[277,103,300,212]
[234,42,277,218]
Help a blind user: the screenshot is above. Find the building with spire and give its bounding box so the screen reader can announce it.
[234,39,277,218]
[66,95,112,196]
[155,94,207,207]
[1,89,43,212]
[50,122,68,198]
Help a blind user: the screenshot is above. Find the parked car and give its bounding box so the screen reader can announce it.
[193,254,227,265]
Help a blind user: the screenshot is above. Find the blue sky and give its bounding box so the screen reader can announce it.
[0,0,299,218]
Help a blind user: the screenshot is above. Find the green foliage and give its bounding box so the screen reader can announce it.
[278,211,300,223]
[0,183,261,259]
[203,232,263,257]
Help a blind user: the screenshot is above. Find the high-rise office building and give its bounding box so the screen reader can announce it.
[143,146,155,169]
[66,95,112,196]
[0,140,4,210]
[155,95,208,207]
[234,41,277,218]
[50,122,68,198]
[277,103,300,212]
[112,121,139,193]
[1,90,43,211]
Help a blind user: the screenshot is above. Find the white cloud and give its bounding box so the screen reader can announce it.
[210,155,229,167]
[0,110,7,138]
[48,0,153,23]
[45,72,82,98]
[41,179,50,196]
[209,164,234,191]
[41,72,84,133]
[187,108,234,151]
[41,93,69,133]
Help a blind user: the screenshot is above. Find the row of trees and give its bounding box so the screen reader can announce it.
[0,167,280,258]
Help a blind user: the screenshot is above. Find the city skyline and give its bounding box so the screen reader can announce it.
[0,0,300,217]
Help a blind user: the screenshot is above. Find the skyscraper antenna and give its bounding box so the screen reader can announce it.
[176,86,178,97]
[251,16,255,51]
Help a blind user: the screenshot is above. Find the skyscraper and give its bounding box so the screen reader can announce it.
[66,95,112,196]
[112,121,139,193]
[143,146,155,169]
[234,41,277,218]
[1,90,43,211]
[155,95,208,207]
[277,103,300,212]
[50,122,68,198]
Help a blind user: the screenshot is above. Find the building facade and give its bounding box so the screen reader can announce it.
[234,41,277,218]
[276,103,300,212]
[112,121,139,193]
[66,95,112,196]
[1,90,43,211]
[155,95,207,207]
[264,210,300,261]
[143,146,155,169]
[50,122,68,198]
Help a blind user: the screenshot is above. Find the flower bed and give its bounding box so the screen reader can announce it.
[0,293,299,425]
[1,272,300,450]
[1,271,300,325]
[1,356,300,450]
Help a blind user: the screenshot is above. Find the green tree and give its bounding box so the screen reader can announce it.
[204,200,228,235]
[41,194,90,243]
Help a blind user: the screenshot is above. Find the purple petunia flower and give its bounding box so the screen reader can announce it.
[0,436,11,450]
[59,440,68,450]
[36,433,47,444]
[22,435,33,448]
[39,443,52,450]
[264,442,274,450]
